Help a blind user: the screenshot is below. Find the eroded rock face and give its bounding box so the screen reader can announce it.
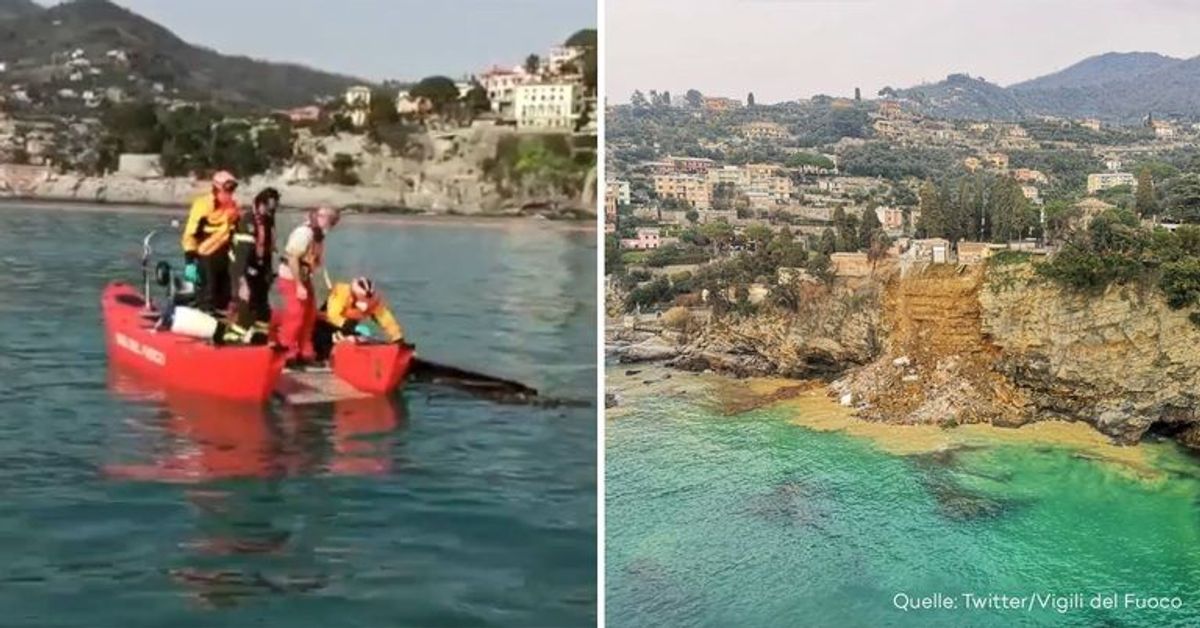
[671,282,885,379]
[980,264,1200,444]
[625,260,1200,448]
[833,264,1033,429]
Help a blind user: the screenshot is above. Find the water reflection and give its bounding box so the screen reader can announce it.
[103,367,406,606]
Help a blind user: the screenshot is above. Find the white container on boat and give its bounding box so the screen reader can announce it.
[170,306,218,339]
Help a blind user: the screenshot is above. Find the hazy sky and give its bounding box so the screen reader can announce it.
[607,0,1200,104]
[43,0,595,82]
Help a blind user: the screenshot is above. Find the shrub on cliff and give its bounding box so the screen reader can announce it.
[485,135,591,198]
[662,306,694,332]
[1160,258,1200,309]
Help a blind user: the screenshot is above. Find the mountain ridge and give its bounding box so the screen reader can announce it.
[893,51,1200,122]
[0,0,368,109]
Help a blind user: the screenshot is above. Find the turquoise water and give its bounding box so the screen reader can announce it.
[607,389,1200,627]
[0,205,596,626]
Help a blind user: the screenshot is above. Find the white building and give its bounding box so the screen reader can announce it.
[348,109,368,128]
[513,83,580,130]
[395,90,430,116]
[480,66,533,117]
[1087,172,1136,194]
[611,179,631,205]
[344,85,371,108]
[547,46,586,74]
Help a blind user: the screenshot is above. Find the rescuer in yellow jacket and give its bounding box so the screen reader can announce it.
[312,277,405,362]
[181,170,240,313]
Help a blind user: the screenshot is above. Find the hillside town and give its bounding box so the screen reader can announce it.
[0,22,598,215]
[606,89,1200,315]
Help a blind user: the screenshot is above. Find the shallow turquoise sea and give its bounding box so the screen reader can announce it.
[0,205,596,627]
[606,387,1200,627]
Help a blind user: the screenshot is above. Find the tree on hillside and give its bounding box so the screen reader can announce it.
[102,101,164,154]
[605,234,622,276]
[410,76,460,112]
[699,220,734,255]
[859,206,883,250]
[747,92,755,107]
[579,46,597,94]
[1136,167,1157,217]
[565,28,598,48]
[464,83,491,114]
[524,54,541,75]
[685,209,699,224]
[744,224,773,248]
[685,89,703,108]
[854,87,862,101]
[1167,174,1200,223]
[916,180,944,238]
[630,90,648,108]
[832,206,858,252]
[711,181,737,210]
[368,89,399,127]
[988,177,1035,242]
[818,227,837,255]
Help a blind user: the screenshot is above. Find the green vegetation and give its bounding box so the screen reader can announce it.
[915,174,1038,243]
[840,143,958,180]
[99,101,294,177]
[786,152,835,170]
[619,227,821,313]
[410,76,461,112]
[564,29,598,94]
[1007,149,1102,199]
[1038,208,1200,319]
[485,135,594,197]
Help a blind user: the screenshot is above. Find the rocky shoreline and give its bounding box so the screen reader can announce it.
[0,172,595,221]
[608,261,1200,451]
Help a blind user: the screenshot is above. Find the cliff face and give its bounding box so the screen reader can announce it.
[832,264,1033,428]
[667,281,885,378]
[644,260,1200,448]
[2,126,596,217]
[980,264,1200,445]
[834,261,1200,447]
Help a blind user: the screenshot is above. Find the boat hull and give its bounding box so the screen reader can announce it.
[101,282,285,402]
[330,340,415,395]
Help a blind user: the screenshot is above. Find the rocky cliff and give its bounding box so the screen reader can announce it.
[621,260,1200,449]
[980,263,1200,446]
[838,261,1200,447]
[665,280,886,378]
[2,126,596,218]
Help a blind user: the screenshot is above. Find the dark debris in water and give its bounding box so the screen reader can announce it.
[908,449,1024,522]
[743,477,830,527]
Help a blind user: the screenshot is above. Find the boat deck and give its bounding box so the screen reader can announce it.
[276,369,375,405]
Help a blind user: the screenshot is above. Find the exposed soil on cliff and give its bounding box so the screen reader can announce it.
[834,263,1033,428]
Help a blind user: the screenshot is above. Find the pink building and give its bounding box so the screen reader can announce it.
[668,156,716,174]
[875,206,904,231]
[278,105,321,123]
[621,228,664,250]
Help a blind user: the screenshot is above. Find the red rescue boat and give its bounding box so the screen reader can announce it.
[101,281,286,402]
[330,340,415,395]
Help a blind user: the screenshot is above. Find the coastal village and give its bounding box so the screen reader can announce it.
[606,83,1200,452]
[0,19,598,215]
[605,90,1200,317]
